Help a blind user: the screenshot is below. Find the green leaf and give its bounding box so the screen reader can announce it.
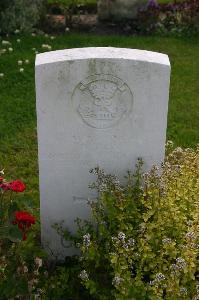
[8,202,19,220]
[7,225,23,242]
[0,226,9,237]
[0,209,4,219]
[20,196,35,208]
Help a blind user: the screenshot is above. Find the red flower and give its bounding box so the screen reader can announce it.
[13,211,36,240]
[0,182,11,190]
[0,180,26,192]
[9,180,26,192]
[0,176,3,182]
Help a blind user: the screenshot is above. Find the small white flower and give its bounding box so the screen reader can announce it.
[42,44,52,51]
[79,270,89,281]
[155,273,166,282]
[2,40,10,45]
[45,33,49,37]
[123,243,129,249]
[8,47,13,52]
[128,238,135,247]
[99,183,108,192]
[18,60,23,65]
[171,257,186,272]
[150,273,166,286]
[153,165,160,171]
[162,238,172,245]
[14,29,20,34]
[0,169,5,175]
[118,232,126,241]
[190,243,199,249]
[166,140,173,147]
[112,276,123,286]
[180,287,187,295]
[1,49,6,53]
[176,257,186,268]
[0,73,4,78]
[65,27,70,32]
[19,68,24,72]
[17,39,21,43]
[175,147,183,154]
[31,33,36,37]
[185,231,197,240]
[83,233,91,247]
[50,36,55,40]
[35,51,39,54]
[32,47,36,51]
[25,59,29,64]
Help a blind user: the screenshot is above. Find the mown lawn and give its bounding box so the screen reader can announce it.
[0,33,199,206]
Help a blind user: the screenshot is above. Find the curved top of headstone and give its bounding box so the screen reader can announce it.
[36,47,170,67]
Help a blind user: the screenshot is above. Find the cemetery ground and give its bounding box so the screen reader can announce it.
[0,32,199,298]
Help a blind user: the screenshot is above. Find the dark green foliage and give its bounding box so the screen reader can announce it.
[0,0,46,34]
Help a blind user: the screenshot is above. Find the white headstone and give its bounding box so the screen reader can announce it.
[98,0,147,20]
[35,47,170,259]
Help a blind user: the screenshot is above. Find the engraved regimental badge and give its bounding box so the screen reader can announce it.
[72,74,133,129]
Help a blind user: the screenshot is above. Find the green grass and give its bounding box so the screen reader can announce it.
[0,33,199,203]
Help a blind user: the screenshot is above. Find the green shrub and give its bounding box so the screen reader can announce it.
[1,144,199,299]
[0,0,46,34]
[61,143,199,299]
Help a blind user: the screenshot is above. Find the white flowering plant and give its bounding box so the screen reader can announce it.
[60,143,199,300]
[2,144,198,299]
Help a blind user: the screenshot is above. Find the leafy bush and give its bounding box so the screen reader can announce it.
[61,143,199,299]
[0,0,46,34]
[1,144,199,299]
[136,0,199,35]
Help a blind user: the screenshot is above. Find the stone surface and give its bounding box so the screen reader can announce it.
[98,0,148,20]
[35,47,170,259]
